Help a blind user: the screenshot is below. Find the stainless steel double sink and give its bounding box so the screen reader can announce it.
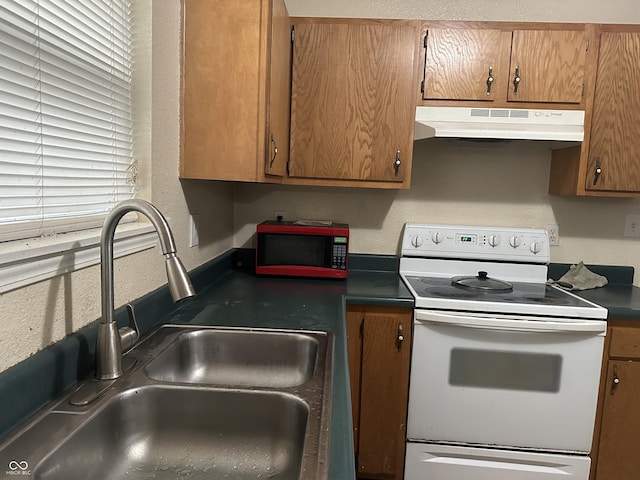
[0,325,333,480]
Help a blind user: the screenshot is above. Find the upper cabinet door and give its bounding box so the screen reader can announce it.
[508,30,587,104]
[181,0,290,182]
[423,28,510,101]
[264,0,291,177]
[289,20,417,184]
[587,31,640,192]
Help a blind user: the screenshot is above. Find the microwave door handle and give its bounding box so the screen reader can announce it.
[415,310,606,334]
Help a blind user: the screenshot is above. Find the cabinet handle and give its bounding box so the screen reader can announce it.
[513,66,521,94]
[486,66,494,95]
[269,134,278,168]
[610,364,621,395]
[396,323,404,351]
[394,150,401,177]
[593,158,602,186]
[613,364,620,385]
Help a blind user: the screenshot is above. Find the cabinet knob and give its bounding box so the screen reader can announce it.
[593,157,602,186]
[513,66,521,94]
[269,134,278,168]
[613,364,620,387]
[486,66,494,95]
[394,150,401,177]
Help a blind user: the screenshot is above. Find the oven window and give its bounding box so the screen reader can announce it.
[257,233,332,267]
[449,348,562,393]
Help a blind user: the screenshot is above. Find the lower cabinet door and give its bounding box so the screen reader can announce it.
[595,360,640,480]
[347,305,412,480]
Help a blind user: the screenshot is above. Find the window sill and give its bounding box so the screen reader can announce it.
[0,223,157,294]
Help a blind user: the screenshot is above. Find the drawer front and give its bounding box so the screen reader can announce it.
[609,326,640,359]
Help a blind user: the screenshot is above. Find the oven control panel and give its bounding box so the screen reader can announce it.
[401,223,550,263]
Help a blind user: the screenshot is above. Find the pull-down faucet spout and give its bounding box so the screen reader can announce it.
[95,199,195,380]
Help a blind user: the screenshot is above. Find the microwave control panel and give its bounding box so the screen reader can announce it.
[332,236,348,270]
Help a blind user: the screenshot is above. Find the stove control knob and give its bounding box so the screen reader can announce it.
[488,235,500,247]
[431,232,443,244]
[530,241,541,254]
[509,235,521,249]
[411,236,423,248]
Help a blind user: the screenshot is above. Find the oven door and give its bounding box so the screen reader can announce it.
[407,309,606,452]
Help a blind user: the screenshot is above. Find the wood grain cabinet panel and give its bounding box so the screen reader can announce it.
[181,0,291,182]
[590,323,640,480]
[423,28,510,102]
[594,360,640,480]
[346,305,412,480]
[549,25,640,197]
[289,19,418,188]
[509,30,586,104]
[421,23,590,108]
[585,31,640,193]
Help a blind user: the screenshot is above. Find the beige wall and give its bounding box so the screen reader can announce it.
[0,1,235,373]
[234,0,640,282]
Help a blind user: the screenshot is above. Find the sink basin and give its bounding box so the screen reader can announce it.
[0,325,332,480]
[34,386,308,480]
[144,329,319,387]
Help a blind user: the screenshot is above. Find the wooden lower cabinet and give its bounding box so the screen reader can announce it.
[346,305,412,480]
[591,323,640,480]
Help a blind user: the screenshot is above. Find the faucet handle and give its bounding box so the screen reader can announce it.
[119,303,140,352]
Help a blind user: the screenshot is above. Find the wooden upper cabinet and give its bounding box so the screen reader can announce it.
[509,29,587,103]
[423,28,510,102]
[265,0,291,177]
[180,0,291,182]
[549,25,640,198]
[288,19,418,188]
[421,23,590,107]
[586,31,640,193]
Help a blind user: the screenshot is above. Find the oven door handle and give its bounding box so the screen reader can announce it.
[415,310,606,334]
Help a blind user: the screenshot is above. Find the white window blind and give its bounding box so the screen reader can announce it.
[0,0,135,243]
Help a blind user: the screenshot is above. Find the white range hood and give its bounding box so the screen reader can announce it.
[414,106,585,142]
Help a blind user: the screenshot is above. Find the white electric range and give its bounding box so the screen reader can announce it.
[399,223,607,480]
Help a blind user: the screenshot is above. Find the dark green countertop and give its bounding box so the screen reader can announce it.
[549,263,640,320]
[0,250,413,480]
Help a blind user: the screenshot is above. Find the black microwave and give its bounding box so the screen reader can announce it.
[255,221,349,279]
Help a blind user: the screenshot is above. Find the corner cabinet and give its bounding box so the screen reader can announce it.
[420,22,593,108]
[181,0,291,181]
[550,25,640,197]
[346,305,412,480]
[288,19,419,189]
[591,322,640,480]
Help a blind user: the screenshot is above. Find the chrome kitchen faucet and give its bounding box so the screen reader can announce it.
[95,199,195,381]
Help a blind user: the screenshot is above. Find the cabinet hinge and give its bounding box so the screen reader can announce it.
[291,26,295,43]
[286,158,291,176]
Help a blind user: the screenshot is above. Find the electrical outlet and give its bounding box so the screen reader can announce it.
[273,210,288,222]
[546,224,560,246]
[624,214,640,238]
[189,214,199,247]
